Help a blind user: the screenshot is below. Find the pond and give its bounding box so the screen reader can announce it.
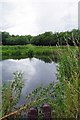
[1,57,57,106]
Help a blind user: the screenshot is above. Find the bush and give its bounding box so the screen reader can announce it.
[2,71,24,116]
[27,49,34,58]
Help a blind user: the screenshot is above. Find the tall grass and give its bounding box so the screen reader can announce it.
[1,45,68,58]
[23,45,79,118]
[55,45,79,118]
[2,72,24,117]
[1,45,79,119]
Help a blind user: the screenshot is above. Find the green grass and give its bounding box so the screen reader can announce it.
[1,44,79,119]
[1,44,76,62]
[23,45,79,118]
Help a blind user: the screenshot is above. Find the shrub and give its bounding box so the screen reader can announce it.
[27,49,34,58]
[2,71,24,116]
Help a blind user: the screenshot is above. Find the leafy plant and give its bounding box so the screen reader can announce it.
[2,71,24,116]
[27,49,34,58]
[23,45,79,118]
[1,44,79,119]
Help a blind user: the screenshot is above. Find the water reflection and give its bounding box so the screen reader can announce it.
[1,58,57,105]
[2,54,59,63]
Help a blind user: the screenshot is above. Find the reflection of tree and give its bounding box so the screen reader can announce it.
[35,55,55,63]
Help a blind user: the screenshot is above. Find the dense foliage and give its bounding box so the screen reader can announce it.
[1,29,80,119]
[1,45,79,119]
[23,46,79,118]
[2,44,63,61]
[2,72,24,117]
[1,29,80,46]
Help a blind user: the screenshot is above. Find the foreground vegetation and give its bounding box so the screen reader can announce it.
[1,44,79,119]
[0,29,80,119]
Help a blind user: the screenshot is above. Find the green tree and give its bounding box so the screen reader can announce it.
[2,32,10,45]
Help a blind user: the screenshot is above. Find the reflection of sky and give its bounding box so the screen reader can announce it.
[1,58,57,105]
[2,58,36,82]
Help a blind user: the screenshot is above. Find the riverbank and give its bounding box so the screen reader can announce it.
[1,44,79,119]
[1,44,75,62]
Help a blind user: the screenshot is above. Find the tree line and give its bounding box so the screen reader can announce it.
[1,29,80,46]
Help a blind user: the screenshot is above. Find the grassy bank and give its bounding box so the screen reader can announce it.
[1,44,76,62]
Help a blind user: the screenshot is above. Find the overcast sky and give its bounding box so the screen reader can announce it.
[0,0,79,35]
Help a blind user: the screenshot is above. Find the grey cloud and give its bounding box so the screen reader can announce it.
[30,1,78,33]
[0,24,15,30]
[0,2,16,30]
[0,0,79,35]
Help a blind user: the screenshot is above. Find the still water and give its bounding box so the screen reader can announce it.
[1,58,57,105]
